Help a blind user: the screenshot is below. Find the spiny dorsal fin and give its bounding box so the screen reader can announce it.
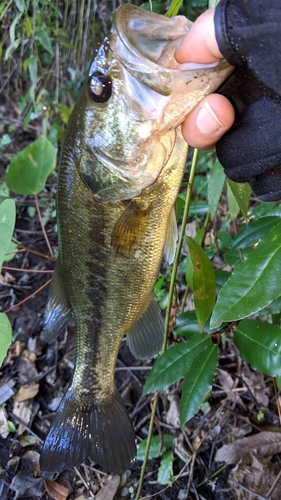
[164,208,178,264]
[126,295,164,359]
[111,202,150,255]
[43,258,72,342]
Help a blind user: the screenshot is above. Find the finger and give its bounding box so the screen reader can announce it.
[181,94,235,149]
[175,9,223,64]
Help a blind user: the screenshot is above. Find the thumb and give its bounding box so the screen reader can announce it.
[181,94,235,150]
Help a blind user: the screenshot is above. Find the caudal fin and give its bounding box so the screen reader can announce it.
[40,388,136,476]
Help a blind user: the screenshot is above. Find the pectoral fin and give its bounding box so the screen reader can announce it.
[111,202,150,255]
[164,208,178,264]
[43,258,73,342]
[126,295,164,359]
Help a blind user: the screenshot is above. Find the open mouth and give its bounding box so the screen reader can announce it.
[111,5,232,97]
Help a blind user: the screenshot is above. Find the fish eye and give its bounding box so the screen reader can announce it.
[88,72,112,103]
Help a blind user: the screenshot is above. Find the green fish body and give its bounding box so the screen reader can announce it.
[41,4,233,475]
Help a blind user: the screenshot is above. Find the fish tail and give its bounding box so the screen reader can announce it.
[40,387,136,476]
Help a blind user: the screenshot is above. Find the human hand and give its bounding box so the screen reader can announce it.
[175,9,235,150]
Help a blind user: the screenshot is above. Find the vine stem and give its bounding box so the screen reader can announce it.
[135,148,199,500]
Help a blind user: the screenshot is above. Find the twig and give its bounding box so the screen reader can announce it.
[234,482,269,500]
[12,240,56,261]
[35,195,54,257]
[2,266,54,274]
[4,278,52,314]
[266,466,281,497]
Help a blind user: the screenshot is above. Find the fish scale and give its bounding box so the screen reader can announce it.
[41,4,233,476]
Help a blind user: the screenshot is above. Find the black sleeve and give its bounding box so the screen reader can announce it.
[213,0,281,201]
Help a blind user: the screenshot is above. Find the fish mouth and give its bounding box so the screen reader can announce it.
[111,4,231,97]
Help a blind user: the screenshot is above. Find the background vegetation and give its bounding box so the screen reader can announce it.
[1,0,281,499]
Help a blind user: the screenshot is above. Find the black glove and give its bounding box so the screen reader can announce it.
[214,0,281,201]
[217,71,281,201]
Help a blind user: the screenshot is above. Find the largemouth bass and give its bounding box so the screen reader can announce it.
[41,4,232,475]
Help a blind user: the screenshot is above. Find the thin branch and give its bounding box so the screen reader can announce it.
[4,278,52,314]
[35,195,54,257]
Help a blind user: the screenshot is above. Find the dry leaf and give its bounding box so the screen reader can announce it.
[0,406,10,438]
[22,451,41,477]
[215,431,281,464]
[242,363,269,407]
[165,394,180,428]
[10,471,45,499]
[44,478,69,500]
[12,401,32,435]
[13,383,39,402]
[0,379,15,405]
[95,475,120,500]
[228,452,281,500]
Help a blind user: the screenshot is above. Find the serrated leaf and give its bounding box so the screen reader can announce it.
[137,434,174,461]
[0,313,12,366]
[144,335,210,394]
[0,199,16,270]
[6,136,57,195]
[180,343,218,426]
[234,320,281,376]
[227,181,240,220]
[186,237,216,331]
[227,179,252,219]
[157,450,174,485]
[231,216,280,250]
[210,222,281,328]
[208,160,225,218]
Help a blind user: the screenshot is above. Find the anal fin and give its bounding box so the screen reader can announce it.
[126,295,164,359]
[43,258,72,342]
[164,208,178,265]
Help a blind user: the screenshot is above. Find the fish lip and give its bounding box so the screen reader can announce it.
[111,4,232,96]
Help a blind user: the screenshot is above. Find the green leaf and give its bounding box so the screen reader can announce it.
[208,160,225,218]
[186,237,216,331]
[276,376,281,391]
[234,320,281,376]
[36,28,54,55]
[6,136,57,195]
[210,222,281,329]
[166,0,184,17]
[27,56,38,86]
[227,179,252,219]
[137,434,174,461]
[180,343,218,426]
[227,181,240,220]
[231,216,280,250]
[0,199,16,271]
[144,334,210,394]
[157,451,174,485]
[15,0,25,12]
[0,313,12,366]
